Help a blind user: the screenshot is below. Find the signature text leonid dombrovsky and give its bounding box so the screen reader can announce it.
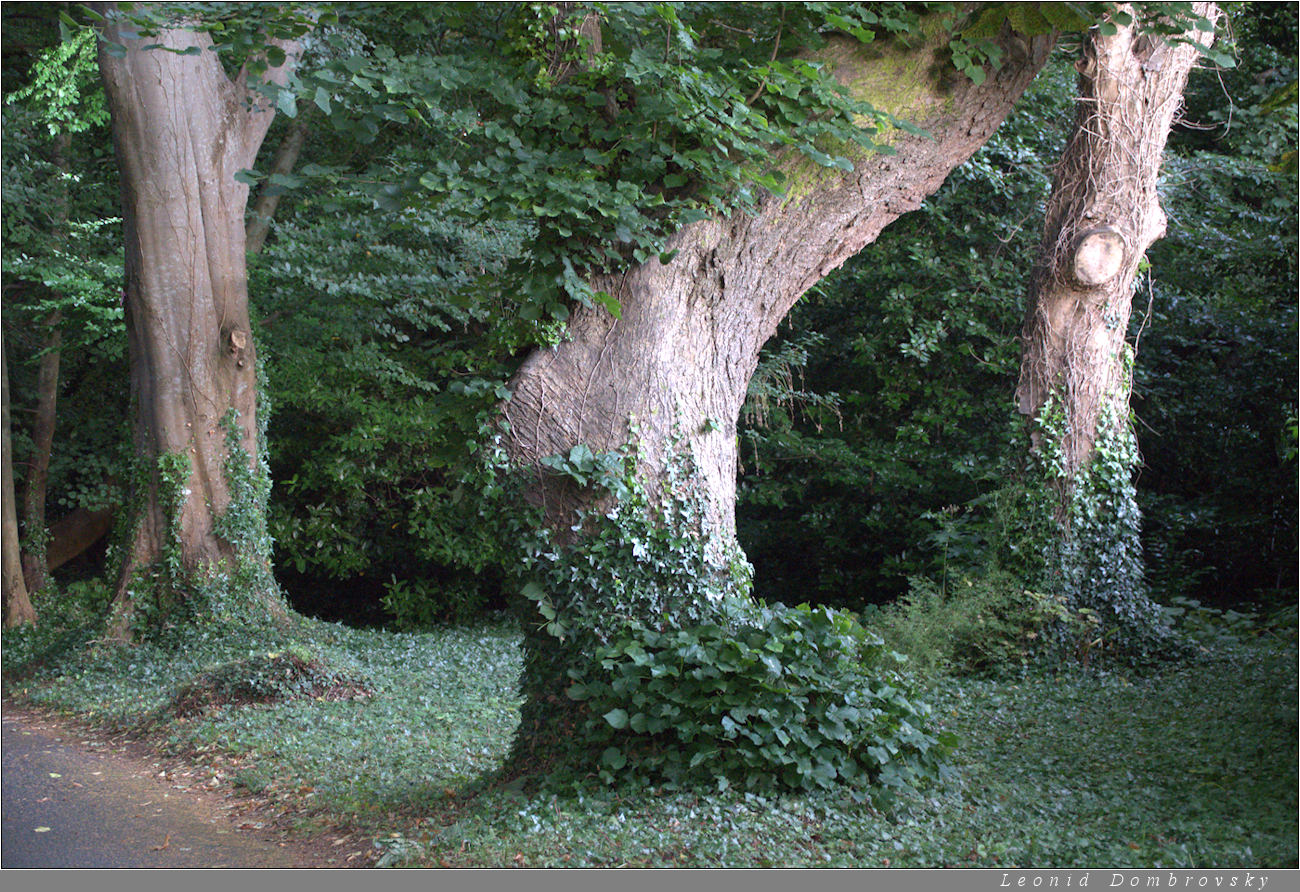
[1000,873,1272,890]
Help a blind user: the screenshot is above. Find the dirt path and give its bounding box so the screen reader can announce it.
[1,703,369,868]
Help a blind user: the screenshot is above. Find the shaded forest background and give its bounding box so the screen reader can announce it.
[3,3,1295,632]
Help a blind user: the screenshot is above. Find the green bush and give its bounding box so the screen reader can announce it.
[868,570,1062,678]
[511,440,953,804]
[567,596,955,802]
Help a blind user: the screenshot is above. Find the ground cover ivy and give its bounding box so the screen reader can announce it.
[4,597,1293,868]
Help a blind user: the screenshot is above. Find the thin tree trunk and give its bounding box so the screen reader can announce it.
[3,336,38,628]
[20,311,61,594]
[20,132,70,595]
[245,112,311,256]
[96,7,302,639]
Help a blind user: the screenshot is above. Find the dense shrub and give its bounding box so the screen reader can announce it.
[567,596,954,800]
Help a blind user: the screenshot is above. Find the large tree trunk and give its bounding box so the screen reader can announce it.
[504,24,1054,753]
[3,336,38,628]
[1015,5,1218,651]
[96,9,301,639]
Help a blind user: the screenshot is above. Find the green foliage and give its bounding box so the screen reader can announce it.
[868,571,1062,679]
[1,578,113,678]
[211,406,275,593]
[12,610,1295,868]
[1031,395,1177,663]
[5,24,108,136]
[250,2,969,325]
[512,438,745,650]
[737,15,1294,634]
[253,189,530,615]
[381,575,489,629]
[737,58,1075,610]
[568,596,955,801]
[2,5,129,573]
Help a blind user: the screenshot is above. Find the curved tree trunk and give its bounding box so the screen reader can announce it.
[96,8,302,639]
[44,502,118,573]
[503,24,1055,753]
[1015,4,1218,649]
[3,336,38,628]
[506,30,1055,548]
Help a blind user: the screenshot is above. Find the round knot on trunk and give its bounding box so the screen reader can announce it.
[1070,226,1127,288]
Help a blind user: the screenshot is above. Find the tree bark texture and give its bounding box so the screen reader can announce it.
[97,9,300,634]
[505,26,1055,553]
[3,336,38,628]
[1016,5,1219,481]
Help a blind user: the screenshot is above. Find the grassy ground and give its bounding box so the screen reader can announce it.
[3,596,1295,868]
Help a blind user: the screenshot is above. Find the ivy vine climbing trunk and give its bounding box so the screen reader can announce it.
[96,8,303,639]
[1015,4,1219,652]
[503,24,1054,756]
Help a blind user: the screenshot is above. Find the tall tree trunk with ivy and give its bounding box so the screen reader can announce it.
[503,23,1055,757]
[1015,4,1220,655]
[96,10,302,640]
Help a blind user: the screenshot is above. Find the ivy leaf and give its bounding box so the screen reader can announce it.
[276,89,297,118]
[313,86,332,115]
[593,291,622,319]
[603,708,629,730]
[602,746,627,769]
